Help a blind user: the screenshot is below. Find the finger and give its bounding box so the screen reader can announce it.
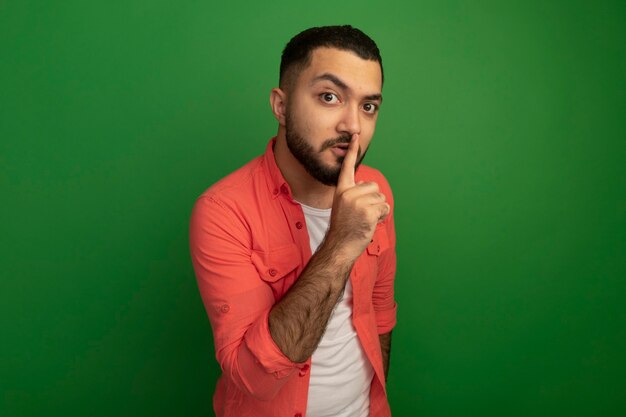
[377,203,390,223]
[355,181,380,194]
[343,181,378,194]
[336,133,359,193]
[347,189,386,205]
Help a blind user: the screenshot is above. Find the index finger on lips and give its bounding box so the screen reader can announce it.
[336,133,359,193]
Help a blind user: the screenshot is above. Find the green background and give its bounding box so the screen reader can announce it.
[2,1,625,416]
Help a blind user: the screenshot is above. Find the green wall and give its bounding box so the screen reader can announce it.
[2,1,625,416]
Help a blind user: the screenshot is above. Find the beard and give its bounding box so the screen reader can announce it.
[285,111,367,186]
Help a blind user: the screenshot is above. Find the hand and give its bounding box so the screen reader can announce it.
[324,133,390,263]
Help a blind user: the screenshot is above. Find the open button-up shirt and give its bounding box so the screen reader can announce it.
[189,137,398,417]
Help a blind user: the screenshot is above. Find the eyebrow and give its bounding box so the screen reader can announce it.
[310,72,383,103]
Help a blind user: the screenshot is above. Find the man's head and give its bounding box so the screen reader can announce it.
[271,25,384,186]
[279,25,384,93]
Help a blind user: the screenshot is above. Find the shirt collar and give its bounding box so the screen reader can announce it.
[263,136,294,199]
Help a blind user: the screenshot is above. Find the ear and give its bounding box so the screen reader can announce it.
[270,87,288,126]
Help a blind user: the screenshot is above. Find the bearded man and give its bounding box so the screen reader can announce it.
[190,25,398,417]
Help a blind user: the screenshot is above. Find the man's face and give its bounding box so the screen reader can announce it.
[284,47,383,186]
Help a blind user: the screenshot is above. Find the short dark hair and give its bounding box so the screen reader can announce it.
[279,25,383,91]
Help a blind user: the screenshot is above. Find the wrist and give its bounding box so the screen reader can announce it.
[316,235,359,272]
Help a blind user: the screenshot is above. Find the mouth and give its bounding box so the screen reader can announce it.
[321,137,352,159]
[330,143,349,157]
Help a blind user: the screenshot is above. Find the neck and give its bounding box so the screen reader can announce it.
[273,127,335,209]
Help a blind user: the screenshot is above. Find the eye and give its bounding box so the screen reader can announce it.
[320,92,339,104]
[363,103,379,114]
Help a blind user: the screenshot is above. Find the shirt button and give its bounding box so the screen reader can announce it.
[294,414,302,417]
[299,363,309,376]
[295,221,303,229]
[281,184,289,194]
[220,304,230,313]
[377,244,381,253]
[269,268,277,277]
[273,188,278,195]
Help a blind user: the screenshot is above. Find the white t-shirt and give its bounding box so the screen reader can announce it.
[299,202,374,417]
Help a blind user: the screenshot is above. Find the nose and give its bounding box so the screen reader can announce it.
[336,103,361,136]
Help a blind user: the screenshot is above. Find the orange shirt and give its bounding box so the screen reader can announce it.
[189,137,398,417]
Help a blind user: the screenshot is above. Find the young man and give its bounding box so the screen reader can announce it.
[189,25,397,417]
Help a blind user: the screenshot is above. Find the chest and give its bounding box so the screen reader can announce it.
[246,199,390,310]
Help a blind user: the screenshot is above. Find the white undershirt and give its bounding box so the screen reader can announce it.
[298,202,374,417]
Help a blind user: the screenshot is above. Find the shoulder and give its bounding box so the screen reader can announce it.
[190,156,270,247]
[196,155,265,206]
[190,155,268,234]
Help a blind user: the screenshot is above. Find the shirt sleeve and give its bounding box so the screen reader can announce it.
[189,196,302,401]
[372,182,398,335]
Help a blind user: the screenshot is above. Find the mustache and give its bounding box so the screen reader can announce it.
[319,135,352,152]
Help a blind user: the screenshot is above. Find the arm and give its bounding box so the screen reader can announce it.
[269,133,391,362]
[190,196,300,401]
[379,331,392,380]
[268,238,354,362]
[372,172,398,383]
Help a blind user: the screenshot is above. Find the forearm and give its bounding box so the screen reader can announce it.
[269,133,390,364]
[268,240,354,363]
[379,331,392,380]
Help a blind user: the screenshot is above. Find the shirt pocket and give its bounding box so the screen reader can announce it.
[251,243,301,301]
